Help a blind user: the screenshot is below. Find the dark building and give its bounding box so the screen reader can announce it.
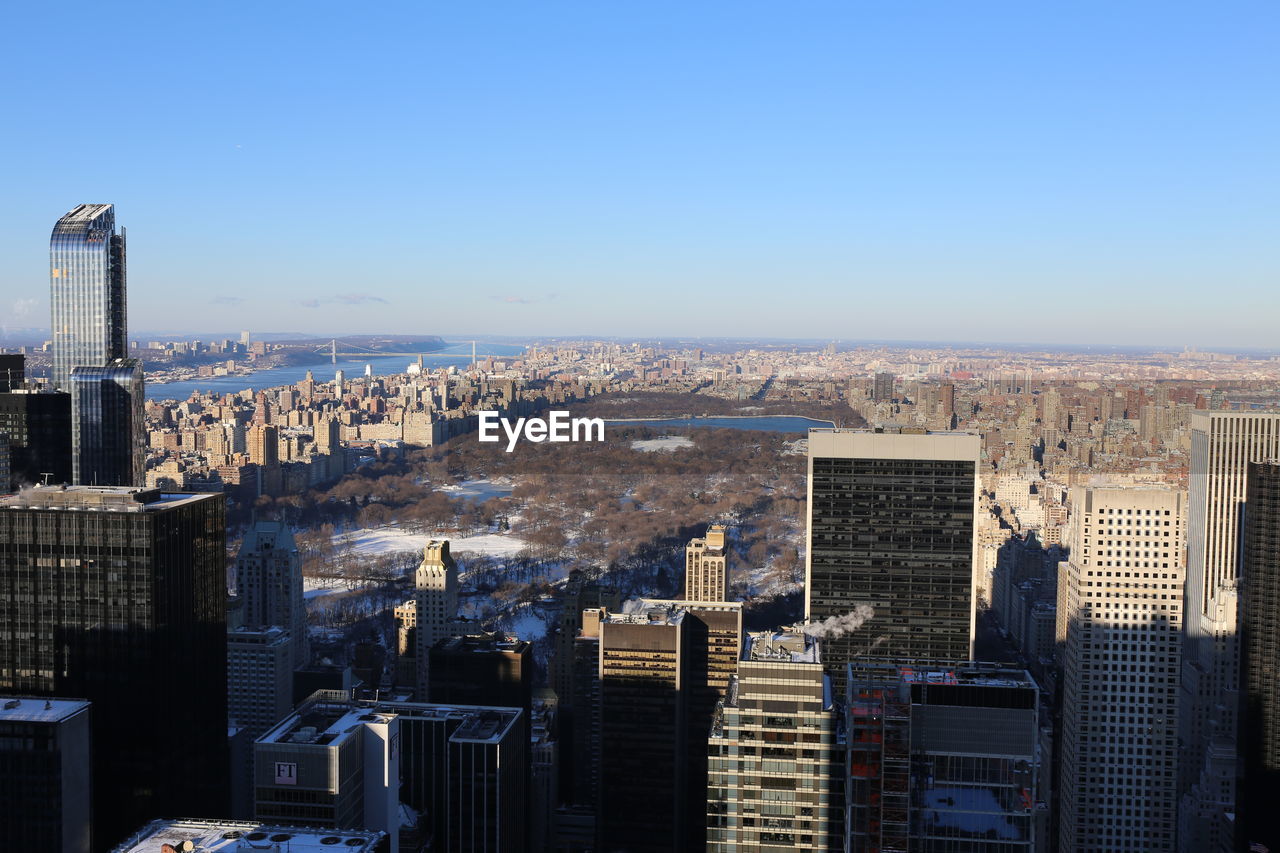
[0,486,228,848]
[429,632,533,726]
[0,696,91,853]
[0,353,25,391]
[806,429,980,694]
[0,388,73,486]
[70,358,145,487]
[872,371,895,402]
[1239,460,1280,852]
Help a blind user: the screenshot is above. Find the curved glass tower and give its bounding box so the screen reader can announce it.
[50,204,127,391]
[70,359,145,487]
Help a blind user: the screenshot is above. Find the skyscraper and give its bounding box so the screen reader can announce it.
[69,358,145,487]
[1056,486,1185,852]
[49,204,127,392]
[1179,412,1280,852]
[0,378,73,486]
[0,485,228,847]
[806,428,981,693]
[1238,460,1280,851]
[236,521,308,668]
[684,524,729,602]
[0,696,92,853]
[415,540,460,698]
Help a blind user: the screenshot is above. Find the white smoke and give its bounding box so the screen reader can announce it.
[802,604,875,639]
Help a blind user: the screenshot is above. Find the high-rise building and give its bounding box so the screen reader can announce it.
[0,696,91,853]
[0,353,24,391]
[415,540,460,698]
[1238,460,1280,851]
[705,630,844,852]
[872,372,894,402]
[0,485,228,847]
[0,385,72,486]
[236,521,308,668]
[1056,486,1185,852]
[806,429,981,693]
[112,819,386,853]
[0,431,8,493]
[227,627,294,818]
[428,632,532,724]
[49,204,128,392]
[846,664,1041,853]
[684,524,729,602]
[1180,412,1280,852]
[69,358,144,487]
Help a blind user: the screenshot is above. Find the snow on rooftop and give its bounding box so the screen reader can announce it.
[111,818,384,853]
[0,696,90,723]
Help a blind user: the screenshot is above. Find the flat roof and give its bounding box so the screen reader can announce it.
[259,704,393,749]
[0,485,216,513]
[0,696,90,723]
[743,629,820,665]
[112,819,384,853]
[808,428,981,462]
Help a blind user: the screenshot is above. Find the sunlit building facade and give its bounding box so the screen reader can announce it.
[49,204,127,392]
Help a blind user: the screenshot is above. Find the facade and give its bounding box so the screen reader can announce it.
[806,429,981,694]
[0,387,73,486]
[684,524,730,602]
[447,709,528,853]
[415,540,460,698]
[1056,486,1185,852]
[0,485,228,847]
[0,696,91,853]
[236,521,308,667]
[0,431,8,492]
[705,630,844,852]
[228,627,294,818]
[69,358,145,487]
[847,664,1040,853]
[428,632,532,726]
[49,204,128,392]
[0,353,23,391]
[1238,460,1280,851]
[112,819,386,853]
[872,372,894,402]
[1179,412,1280,852]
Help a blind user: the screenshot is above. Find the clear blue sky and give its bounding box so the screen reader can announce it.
[1,1,1276,347]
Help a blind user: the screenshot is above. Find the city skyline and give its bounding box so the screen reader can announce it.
[2,3,1278,345]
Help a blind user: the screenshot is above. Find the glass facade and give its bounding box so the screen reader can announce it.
[0,390,72,486]
[49,204,127,392]
[70,359,144,487]
[808,440,978,694]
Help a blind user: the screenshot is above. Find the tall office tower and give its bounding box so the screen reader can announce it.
[1238,460,1280,851]
[569,608,605,809]
[428,632,532,722]
[0,486,228,848]
[0,385,72,485]
[69,358,145,486]
[227,627,294,818]
[0,432,8,492]
[1180,411,1280,853]
[0,696,91,853]
[0,353,24,390]
[871,372,894,402]
[550,570,620,709]
[705,630,845,852]
[1056,486,1185,853]
[806,428,981,694]
[236,521,308,667]
[684,524,729,602]
[846,664,1041,853]
[448,710,529,853]
[414,540,459,699]
[113,819,386,853]
[49,204,127,392]
[598,605,686,851]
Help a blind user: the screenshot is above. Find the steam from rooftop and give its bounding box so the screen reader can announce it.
[802,604,875,640]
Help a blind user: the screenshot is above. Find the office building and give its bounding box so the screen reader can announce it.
[415,540,460,698]
[0,431,8,492]
[705,630,844,852]
[49,204,128,391]
[0,386,73,485]
[806,429,981,693]
[684,524,729,602]
[0,696,91,853]
[112,819,386,853]
[0,353,24,390]
[428,632,532,724]
[847,664,1040,853]
[227,627,294,818]
[1180,412,1280,853]
[872,372,894,402]
[0,485,228,847]
[1238,460,1280,851]
[69,358,145,486]
[1056,486,1185,852]
[236,521,308,667]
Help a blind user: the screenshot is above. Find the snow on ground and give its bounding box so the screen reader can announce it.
[631,435,695,452]
[436,478,514,502]
[303,576,346,599]
[501,605,552,641]
[336,525,530,558]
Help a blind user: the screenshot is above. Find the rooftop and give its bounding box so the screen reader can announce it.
[450,708,521,743]
[0,485,216,513]
[743,629,820,665]
[111,819,384,853]
[259,702,394,749]
[0,696,90,724]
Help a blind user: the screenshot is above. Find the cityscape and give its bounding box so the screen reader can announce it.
[3,4,1279,853]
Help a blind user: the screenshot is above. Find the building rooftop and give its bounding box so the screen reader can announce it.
[0,695,90,724]
[0,485,216,512]
[742,629,820,665]
[259,701,394,749]
[111,818,384,853]
[432,631,529,655]
[450,708,521,744]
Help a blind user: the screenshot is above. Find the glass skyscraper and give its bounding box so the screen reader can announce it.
[70,359,145,487]
[49,204,127,392]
